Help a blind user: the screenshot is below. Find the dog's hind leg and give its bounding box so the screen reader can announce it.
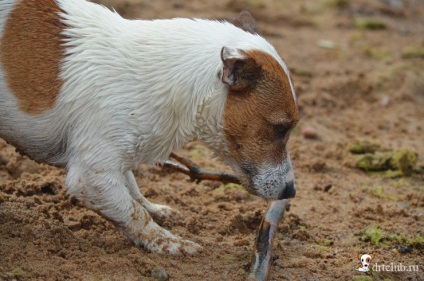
[66,164,200,254]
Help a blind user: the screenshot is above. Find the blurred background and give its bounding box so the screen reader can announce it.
[1,0,423,280]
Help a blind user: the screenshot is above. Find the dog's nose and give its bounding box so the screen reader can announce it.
[278,181,296,200]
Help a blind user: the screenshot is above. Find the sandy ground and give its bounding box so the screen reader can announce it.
[1,0,423,280]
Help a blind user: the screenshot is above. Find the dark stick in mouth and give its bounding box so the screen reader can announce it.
[247,199,290,281]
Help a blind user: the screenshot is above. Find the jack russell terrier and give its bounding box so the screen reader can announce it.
[0,0,298,254]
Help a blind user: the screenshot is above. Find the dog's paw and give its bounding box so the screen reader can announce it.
[123,202,200,255]
[148,203,180,225]
[166,238,202,255]
[179,239,202,255]
[147,236,202,255]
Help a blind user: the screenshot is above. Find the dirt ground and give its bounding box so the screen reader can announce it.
[1,0,423,280]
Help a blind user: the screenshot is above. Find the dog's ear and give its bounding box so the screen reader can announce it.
[221,46,261,92]
[231,11,258,34]
[370,253,375,259]
[357,253,363,259]
[221,47,248,87]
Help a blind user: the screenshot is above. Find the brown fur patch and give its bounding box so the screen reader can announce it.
[223,50,298,171]
[0,0,65,114]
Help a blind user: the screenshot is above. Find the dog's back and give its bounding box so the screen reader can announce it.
[0,0,281,166]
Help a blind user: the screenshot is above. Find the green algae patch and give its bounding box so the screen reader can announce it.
[354,18,386,30]
[360,44,391,60]
[360,225,424,250]
[361,226,384,247]
[410,235,424,251]
[356,152,393,171]
[347,140,418,177]
[348,140,386,154]
[402,47,424,59]
[11,267,25,277]
[324,0,349,9]
[390,149,418,174]
[367,185,397,201]
[212,183,246,199]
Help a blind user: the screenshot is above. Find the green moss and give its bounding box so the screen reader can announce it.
[361,226,384,246]
[347,141,419,177]
[348,140,384,154]
[409,234,424,250]
[356,152,393,172]
[299,225,308,231]
[324,0,348,8]
[360,226,424,250]
[370,270,393,281]
[189,146,206,160]
[367,185,397,201]
[220,255,237,262]
[321,238,333,247]
[393,178,411,189]
[390,149,418,175]
[11,267,24,277]
[372,170,404,179]
[247,0,266,9]
[355,148,417,175]
[212,183,245,199]
[354,18,386,30]
[402,47,424,59]
[315,245,332,253]
[366,48,390,60]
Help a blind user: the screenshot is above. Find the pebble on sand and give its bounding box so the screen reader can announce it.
[152,267,169,281]
[302,126,319,139]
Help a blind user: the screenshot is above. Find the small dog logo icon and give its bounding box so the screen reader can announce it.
[356,253,375,272]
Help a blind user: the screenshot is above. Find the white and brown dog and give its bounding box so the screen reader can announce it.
[0,0,298,254]
[356,253,375,272]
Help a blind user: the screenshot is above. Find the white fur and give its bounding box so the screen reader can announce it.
[252,153,295,199]
[0,0,296,254]
[0,0,14,38]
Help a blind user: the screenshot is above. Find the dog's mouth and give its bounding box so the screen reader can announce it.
[236,170,296,200]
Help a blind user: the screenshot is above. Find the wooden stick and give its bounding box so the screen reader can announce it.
[247,199,290,281]
[161,153,240,184]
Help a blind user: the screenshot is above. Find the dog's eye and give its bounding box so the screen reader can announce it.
[273,124,290,140]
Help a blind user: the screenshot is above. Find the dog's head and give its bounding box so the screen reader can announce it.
[358,253,375,269]
[214,12,299,200]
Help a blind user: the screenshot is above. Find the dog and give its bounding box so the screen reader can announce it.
[0,0,298,254]
[356,253,375,272]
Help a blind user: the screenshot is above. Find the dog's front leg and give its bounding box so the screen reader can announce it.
[125,171,179,224]
[66,165,200,254]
